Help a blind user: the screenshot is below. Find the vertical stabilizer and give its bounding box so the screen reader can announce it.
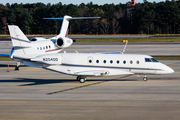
[8,25,30,47]
[59,15,72,37]
[8,25,31,55]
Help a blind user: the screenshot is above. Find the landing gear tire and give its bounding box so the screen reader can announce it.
[15,66,20,71]
[76,76,80,81]
[15,62,20,71]
[143,77,148,81]
[76,76,86,83]
[79,78,85,83]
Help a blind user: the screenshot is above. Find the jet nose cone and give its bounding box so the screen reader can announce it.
[168,67,174,73]
[165,66,174,74]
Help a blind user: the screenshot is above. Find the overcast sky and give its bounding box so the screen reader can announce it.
[1,0,166,5]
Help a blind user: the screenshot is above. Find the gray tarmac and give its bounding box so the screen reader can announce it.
[1,41,180,55]
[0,42,180,120]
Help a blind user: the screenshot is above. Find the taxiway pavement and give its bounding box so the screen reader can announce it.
[0,43,180,120]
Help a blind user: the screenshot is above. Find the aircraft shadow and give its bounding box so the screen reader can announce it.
[0,78,137,86]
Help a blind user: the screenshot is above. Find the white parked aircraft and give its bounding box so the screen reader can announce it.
[0,24,174,83]
[0,15,100,70]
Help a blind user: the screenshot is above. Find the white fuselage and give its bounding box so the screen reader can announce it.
[33,53,174,77]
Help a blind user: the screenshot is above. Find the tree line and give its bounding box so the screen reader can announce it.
[0,0,180,35]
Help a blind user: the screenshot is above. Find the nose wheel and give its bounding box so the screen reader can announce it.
[143,75,148,81]
[76,76,86,83]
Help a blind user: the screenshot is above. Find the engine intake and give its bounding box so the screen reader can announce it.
[56,38,64,46]
[55,37,73,48]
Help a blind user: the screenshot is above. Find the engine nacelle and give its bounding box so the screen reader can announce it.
[30,37,46,41]
[55,37,73,48]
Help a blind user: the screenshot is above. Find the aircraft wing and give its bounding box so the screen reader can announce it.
[74,70,109,76]
[44,65,134,77]
[0,53,10,57]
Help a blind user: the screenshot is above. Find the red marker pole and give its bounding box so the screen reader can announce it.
[7,63,10,72]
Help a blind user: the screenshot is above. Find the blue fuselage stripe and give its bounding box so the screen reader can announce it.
[61,63,162,71]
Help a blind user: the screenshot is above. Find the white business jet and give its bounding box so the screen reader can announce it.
[0,15,100,70]
[1,23,174,83]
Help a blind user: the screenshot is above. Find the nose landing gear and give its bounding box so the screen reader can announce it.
[143,75,148,81]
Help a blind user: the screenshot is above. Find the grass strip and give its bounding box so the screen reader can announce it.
[75,37,180,42]
[0,57,12,61]
[152,56,180,60]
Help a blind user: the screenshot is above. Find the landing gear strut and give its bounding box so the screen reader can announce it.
[143,75,148,81]
[76,76,86,83]
[15,62,20,71]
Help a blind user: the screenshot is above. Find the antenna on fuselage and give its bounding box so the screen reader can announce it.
[122,40,128,54]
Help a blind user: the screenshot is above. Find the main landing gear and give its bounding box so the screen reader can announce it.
[76,76,86,83]
[143,75,148,81]
[15,62,20,71]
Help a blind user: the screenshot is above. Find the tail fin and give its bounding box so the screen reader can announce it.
[8,25,31,56]
[44,15,100,38]
[8,25,30,47]
[59,15,72,37]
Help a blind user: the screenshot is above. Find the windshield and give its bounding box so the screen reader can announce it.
[151,58,159,62]
[145,58,159,63]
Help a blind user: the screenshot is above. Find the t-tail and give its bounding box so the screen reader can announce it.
[43,15,100,38]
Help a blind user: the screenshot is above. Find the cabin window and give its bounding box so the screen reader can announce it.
[43,47,45,50]
[110,60,113,64]
[40,47,42,50]
[103,60,106,64]
[130,60,133,64]
[96,60,99,63]
[117,60,120,64]
[145,58,151,62]
[89,60,92,63]
[46,46,48,49]
[37,47,39,50]
[123,60,126,64]
[137,61,139,64]
[49,45,51,49]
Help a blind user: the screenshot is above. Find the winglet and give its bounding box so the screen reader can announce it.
[122,40,128,54]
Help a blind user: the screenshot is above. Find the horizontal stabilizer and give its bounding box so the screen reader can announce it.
[14,46,31,49]
[43,17,100,20]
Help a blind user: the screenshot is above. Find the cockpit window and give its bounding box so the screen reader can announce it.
[145,58,159,62]
[145,58,151,62]
[150,58,159,62]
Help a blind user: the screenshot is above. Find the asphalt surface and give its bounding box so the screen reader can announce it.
[0,60,180,120]
[1,41,180,56]
[0,41,180,120]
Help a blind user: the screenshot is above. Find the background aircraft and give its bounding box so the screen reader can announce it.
[0,15,100,70]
